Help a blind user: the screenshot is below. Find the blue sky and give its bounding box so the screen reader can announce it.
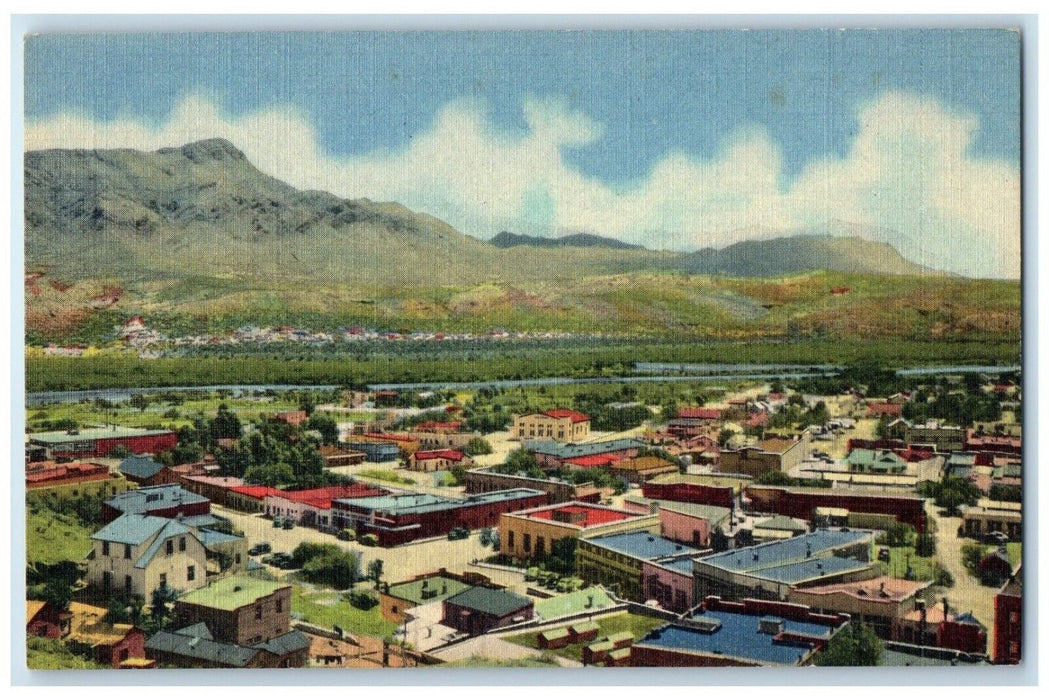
[25,30,1021,277]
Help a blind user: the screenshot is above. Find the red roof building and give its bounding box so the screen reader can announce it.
[867,402,904,418]
[264,483,389,528]
[543,409,590,423]
[677,407,722,420]
[226,485,281,513]
[564,454,623,469]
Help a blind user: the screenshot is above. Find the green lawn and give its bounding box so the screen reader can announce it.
[26,637,107,670]
[291,586,399,638]
[26,504,94,566]
[504,612,666,662]
[875,546,939,582]
[356,469,416,485]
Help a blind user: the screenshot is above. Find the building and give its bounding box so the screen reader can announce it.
[576,531,700,602]
[272,410,308,427]
[884,419,966,452]
[958,499,1022,541]
[641,473,750,510]
[692,530,876,601]
[226,485,280,513]
[87,513,209,598]
[624,497,732,548]
[441,587,534,635]
[893,599,988,654]
[345,440,401,463]
[334,488,550,546]
[317,445,366,467]
[25,461,132,501]
[744,485,927,532]
[524,438,645,469]
[118,456,180,487]
[719,432,812,479]
[146,622,309,668]
[499,502,660,560]
[66,602,153,668]
[642,557,697,613]
[866,402,904,419]
[846,449,907,474]
[28,426,179,460]
[786,576,932,639]
[462,466,603,504]
[264,483,389,529]
[408,449,470,472]
[752,515,810,541]
[101,484,211,523]
[174,574,294,646]
[993,564,1022,664]
[511,409,590,442]
[178,475,245,507]
[631,596,849,667]
[26,600,71,639]
[380,570,480,623]
[965,430,1022,457]
[605,455,679,483]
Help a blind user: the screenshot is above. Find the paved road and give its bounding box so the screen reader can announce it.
[925,501,997,627]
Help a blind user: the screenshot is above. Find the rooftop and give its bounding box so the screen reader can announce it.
[68,602,136,647]
[509,502,650,529]
[336,488,544,517]
[444,587,533,617]
[638,609,841,666]
[542,409,590,423]
[271,483,388,509]
[534,586,615,620]
[747,555,874,585]
[105,484,209,514]
[583,531,700,562]
[523,438,644,460]
[625,497,732,524]
[92,512,190,547]
[796,576,929,603]
[118,456,168,480]
[697,530,872,575]
[178,575,287,611]
[385,575,473,607]
[30,426,175,443]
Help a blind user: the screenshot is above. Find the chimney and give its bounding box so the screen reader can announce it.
[942,597,950,620]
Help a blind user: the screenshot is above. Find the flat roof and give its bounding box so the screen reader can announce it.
[30,426,175,443]
[748,555,873,584]
[177,575,287,611]
[105,484,209,514]
[444,587,533,617]
[697,530,872,574]
[630,498,732,524]
[523,438,644,459]
[385,575,473,606]
[534,586,615,620]
[512,503,648,529]
[336,488,544,516]
[638,610,839,666]
[583,531,700,562]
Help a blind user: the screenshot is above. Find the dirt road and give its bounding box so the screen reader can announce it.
[925,500,997,628]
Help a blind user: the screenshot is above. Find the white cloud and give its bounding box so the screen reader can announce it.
[25,91,1020,278]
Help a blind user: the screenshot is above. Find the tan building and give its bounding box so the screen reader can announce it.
[511,409,590,442]
[787,576,932,638]
[959,499,1022,540]
[606,455,679,483]
[719,431,811,478]
[87,513,208,598]
[499,502,658,560]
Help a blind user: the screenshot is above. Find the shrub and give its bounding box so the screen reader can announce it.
[337,528,356,542]
[345,589,379,610]
[359,534,379,547]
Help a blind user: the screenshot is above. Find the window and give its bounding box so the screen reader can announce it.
[124,544,132,559]
[159,573,167,587]
[124,575,133,592]
[391,606,398,614]
[255,605,263,620]
[508,531,515,549]
[187,565,195,582]
[523,534,531,553]
[72,490,78,497]
[166,540,174,555]
[102,541,110,556]
[276,598,283,613]
[179,537,186,552]
[235,553,241,564]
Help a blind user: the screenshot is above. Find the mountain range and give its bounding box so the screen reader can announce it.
[23,138,1017,342]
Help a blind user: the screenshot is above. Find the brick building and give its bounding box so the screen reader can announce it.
[441,587,534,635]
[719,432,811,479]
[744,485,927,532]
[498,502,659,560]
[25,461,131,501]
[264,483,389,529]
[511,409,590,442]
[576,531,700,602]
[28,426,178,460]
[462,466,603,504]
[993,564,1022,664]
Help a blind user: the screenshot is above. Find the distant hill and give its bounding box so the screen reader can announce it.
[490,230,646,251]
[678,234,931,277]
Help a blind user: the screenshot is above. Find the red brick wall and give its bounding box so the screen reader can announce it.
[630,645,756,667]
[993,592,1021,664]
[641,482,734,509]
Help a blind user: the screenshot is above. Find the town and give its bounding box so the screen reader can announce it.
[25,366,1022,669]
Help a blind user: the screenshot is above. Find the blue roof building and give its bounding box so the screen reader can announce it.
[693,529,876,601]
[102,484,210,521]
[632,596,849,667]
[577,531,700,601]
[523,438,645,467]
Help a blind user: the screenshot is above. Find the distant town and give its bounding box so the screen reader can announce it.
[26,367,1022,669]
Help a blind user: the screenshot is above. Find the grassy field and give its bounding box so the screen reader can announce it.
[26,637,107,670]
[26,337,1021,392]
[291,586,399,638]
[26,503,95,566]
[876,546,940,583]
[356,469,416,486]
[503,612,666,662]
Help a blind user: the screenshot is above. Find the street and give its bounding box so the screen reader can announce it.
[924,500,997,628]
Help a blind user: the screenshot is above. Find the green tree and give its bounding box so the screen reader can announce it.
[211,403,243,441]
[109,444,132,459]
[129,394,151,412]
[307,413,339,445]
[504,448,539,473]
[367,558,385,587]
[465,437,493,456]
[815,621,883,666]
[243,462,295,487]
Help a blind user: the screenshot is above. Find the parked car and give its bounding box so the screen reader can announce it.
[282,519,295,530]
[272,516,284,528]
[263,552,296,569]
[877,547,891,563]
[248,542,272,556]
[984,531,1009,545]
[447,527,470,541]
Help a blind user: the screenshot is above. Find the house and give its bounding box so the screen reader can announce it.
[866,402,903,418]
[787,576,932,639]
[441,587,534,635]
[118,456,179,487]
[958,499,1022,541]
[846,448,907,474]
[379,570,481,623]
[408,449,471,473]
[498,502,659,560]
[345,440,401,463]
[893,599,987,654]
[28,426,179,460]
[66,602,153,668]
[272,410,308,427]
[25,461,132,501]
[174,574,293,646]
[317,445,366,467]
[26,600,71,639]
[576,531,700,602]
[719,432,811,479]
[145,622,309,669]
[993,564,1022,664]
[102,484,211,522]
[631,596,849,667]
[692,529,877,601]
[178,475,245,506]
[86,513,208,598]
[977,550,1014,584]
[511,409,590,442]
